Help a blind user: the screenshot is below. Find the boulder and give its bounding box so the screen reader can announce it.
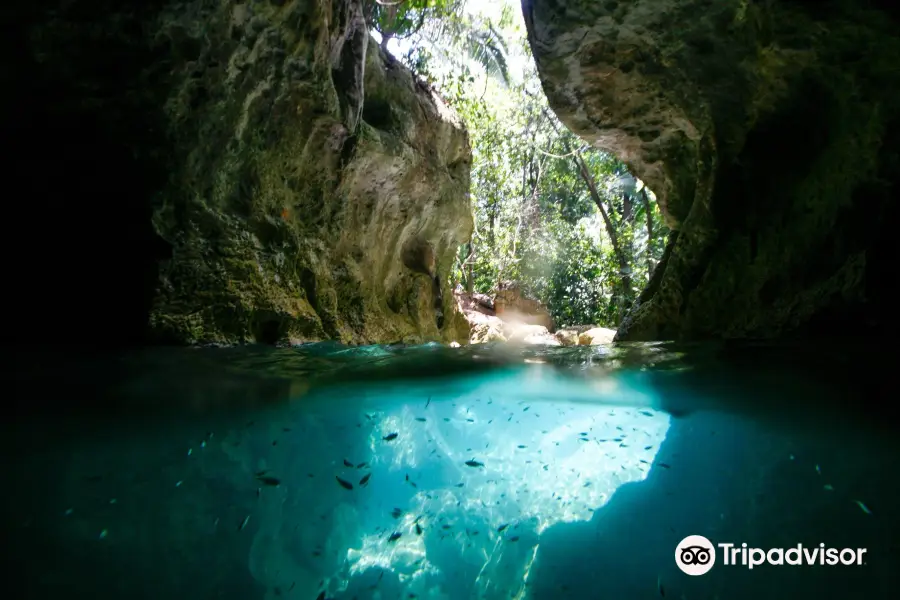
[494,281,555,331]
[577,327,617,346]
[554,329,580,346]
[503,323,560,346]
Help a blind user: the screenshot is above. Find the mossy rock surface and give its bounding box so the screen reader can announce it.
[137,0,473,345]
[524,0,900,340]
[23,0,472,346]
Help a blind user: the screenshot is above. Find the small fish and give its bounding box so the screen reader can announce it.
[391,508,404,519]
[415,417,426,422]
[98,529,108,540]
[455,483,465,487]
[238,515,251,531]
[465,460,484,468]
[388,532,402,542]
[359,473,371,486]
[824,484,834,491]
[815,464,822,475]
[517,445,527,449]
[383,433,398,441]
[644,446,652,450]
[343,459,353,467]
[657,575,665,597]
[854,500,872,515]
[425,396,431,408]
[641,410,654,417]
[466,418,475,423]
[255,475,281,486]
[336,476,354,490]
[523,407,530,412]
[508,536,520,542]
[656,463,671,469]
[415,523,423,535]
[356,462,368,469]
[497,523,509,532]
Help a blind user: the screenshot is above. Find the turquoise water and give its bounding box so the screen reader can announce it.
[4,342,898,599]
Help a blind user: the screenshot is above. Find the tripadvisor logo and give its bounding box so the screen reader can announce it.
[675,535,867,575]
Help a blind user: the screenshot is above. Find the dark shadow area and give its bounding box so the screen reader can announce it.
[526,411,900,599]
[1,1,174,348]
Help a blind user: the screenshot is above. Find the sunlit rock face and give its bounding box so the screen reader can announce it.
[17,0,471,345]
[523,0,900,340]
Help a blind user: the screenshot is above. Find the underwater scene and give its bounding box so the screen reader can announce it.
[5,342,898,600]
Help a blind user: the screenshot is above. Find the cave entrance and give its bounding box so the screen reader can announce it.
[370,0,667,336]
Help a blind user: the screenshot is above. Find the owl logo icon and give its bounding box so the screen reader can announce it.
[675,535,716,575]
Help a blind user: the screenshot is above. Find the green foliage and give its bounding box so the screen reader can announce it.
[367,0,460,45]
[386,1,511,88]
[385,1,668,328]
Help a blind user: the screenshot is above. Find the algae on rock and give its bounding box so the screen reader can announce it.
[146,0,473,345]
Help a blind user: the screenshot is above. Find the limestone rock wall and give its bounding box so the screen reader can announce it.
[12,0,472,345]
[523,0,900,340]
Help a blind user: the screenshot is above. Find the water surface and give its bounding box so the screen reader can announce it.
[5,342,898,599]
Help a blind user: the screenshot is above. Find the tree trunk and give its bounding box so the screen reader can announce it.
[537,105,635,323]
[639,188,654,279]
[466,242,474,294]
[570,152,632,320]
[622,192,633,223]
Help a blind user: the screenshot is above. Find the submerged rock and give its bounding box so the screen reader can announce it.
[523,0,900,340]
[15,0,471,345]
